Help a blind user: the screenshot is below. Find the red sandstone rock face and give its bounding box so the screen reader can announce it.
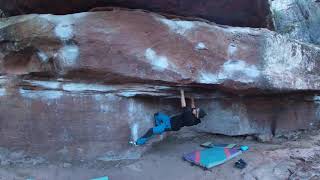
[0,0,271,28]
[0,9,320,161]
[0,9,319,93]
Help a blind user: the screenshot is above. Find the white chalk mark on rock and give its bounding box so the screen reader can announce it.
[58,45,79,66]
[195,42,208,50]
[198,72,220,84]
[131,123,139,142]
[199,60,260,84]
[46,12,85,41]
[223,60,260,79]
[37,51,49,63]
[145,48,169,70]
[156,17,194,36]
[228,43,237,58]
[54,23,73,41]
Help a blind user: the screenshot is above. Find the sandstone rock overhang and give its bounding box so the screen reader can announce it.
[0,9,319,94]
[0,0,273,28]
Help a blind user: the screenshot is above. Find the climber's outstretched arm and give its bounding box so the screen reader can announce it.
[180,89,186,107]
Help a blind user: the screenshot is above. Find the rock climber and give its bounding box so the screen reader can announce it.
[135,89,207,145]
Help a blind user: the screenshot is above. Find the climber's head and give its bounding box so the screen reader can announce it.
[192,108,207,119]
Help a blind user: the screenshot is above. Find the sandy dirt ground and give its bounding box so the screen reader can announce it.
[0,128,320,180]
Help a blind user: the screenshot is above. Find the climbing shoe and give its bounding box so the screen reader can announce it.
[234,159,247,169]
[136,138,148,145]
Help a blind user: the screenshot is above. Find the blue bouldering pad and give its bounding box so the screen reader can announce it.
[183,146,243,169]
[90,176,109,180]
